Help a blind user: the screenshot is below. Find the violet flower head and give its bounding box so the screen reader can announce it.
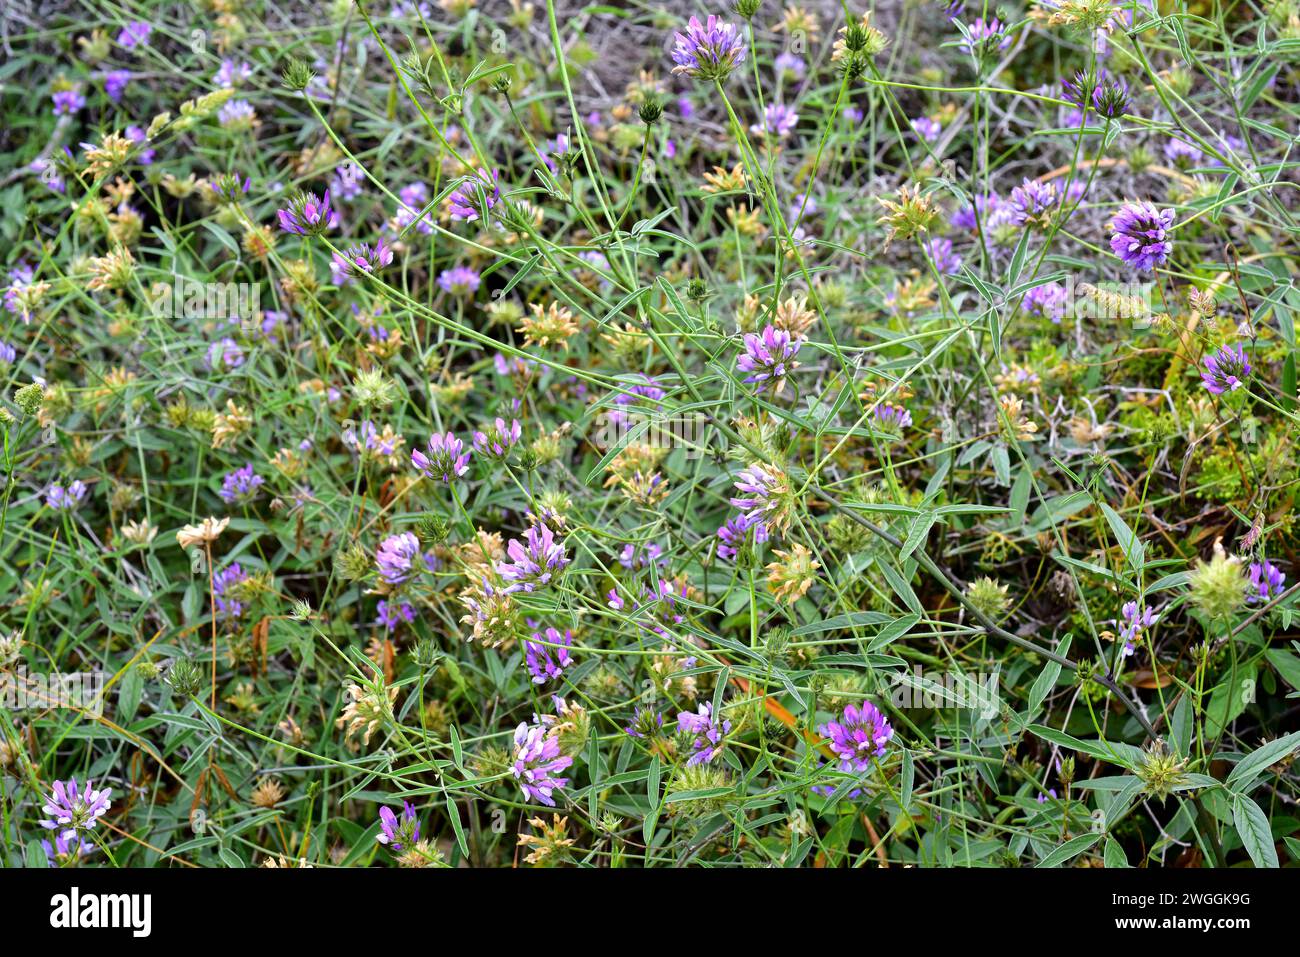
[437,266,482,296]
[51,89,85,116]
[1109,201,1174,272]
[376,801,420,850]
[213,562,250,619]
[376,531,422,585]
[873,403,913,433]
[46,480,87,511]
[331,162,364,200]
[670,15,747,81]
[330,239,393,284]
[1008,177,1060,227]
[277,190,337,236]
[411,431,470,483]
[214,59,254,87]
[217,99,256,129]
[737,325,803,393]
[957,17,1011,55]
[912,116,941,143]
[117,21,152,50]
[104,70,131,103]
[447,169,501,222]
[497,524,569,594]
[43,832,90,866]
[525,626,575,684]
[472,417,521,458]
[819,700,894,772]
[1024,281,1069,322]
[512,721,572,806]
[676,701,731,766]
[731,463,787,533]
[219,463,264,503]
[716,513,768,561]
[376,600,416,630]
[950,192,998,231]
[923,236,962,275]
[1247,559,1286,603]
[774,52,806,79]
[1200,343,1251,395]
[40,778,112,844]
[1118,600,1158,656]
[1163,136,1202,167]
[751,103,799,138]
[625,706,665,739]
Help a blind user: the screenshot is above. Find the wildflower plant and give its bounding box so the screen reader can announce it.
[1,0,1298,877]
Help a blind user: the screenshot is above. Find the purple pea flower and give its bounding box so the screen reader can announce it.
[1118,600,1158,657]
[376,532,422,585]
[277,190,337,236]
[376,600,416,630]
[447,169,501,222]
[52,90,85,116]
[472,417,521,458]
[912,116,941,142]
[330,239,394,284]
[40,778,112,845]
[46,481,87,511]
[117,21,152,50]
[104,70,131,103]
[923,236,962,275]
[670,15,747,81]
[957,17,1011,55]
[819,701,894,772]
[716,513,768,561]
[1108,201,1174,272]
[512,721,572,806]
[737,325,802,393]
[376,801,420,850]
[213,562,250,619]
[676,701,731,766]
[1247,559,1286,602]
[1008,177,1060,226]
[411,432,470,482]
[751,103,799,138]
[497,524,569,594]
[219,464,264,503]
[1200,343,1250,395]
[437,266,482,295]
[1024,281,1069,322]
[525,626,575,684]
[873,403,913,433]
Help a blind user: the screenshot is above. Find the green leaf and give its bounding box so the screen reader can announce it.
[1100,502,1144,569]
[1103,836,1129,868]
[1036,832,1100,868]
[1232,793,1278,868]
[1226,730,1300,792]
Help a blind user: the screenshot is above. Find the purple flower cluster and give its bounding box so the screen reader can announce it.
[376,801,420,850]
[731,464,784,531]
[1118,601,1157,657]
[330,239,393,284]
[1024,281,1069,322]
[447,169,501,222]
[1062,69,1130,119]
[40,778,112,845]
[497,524,569,594]
[751,103,799,138]
[1008,178,1059,226]
[670,15,747,81]
[512,721,572,806]
[1200,344,1250,395]
[213,562,250,619]
[715,513,768,561]
[472,417,521,458]
[437,266,482,296]
[676,701,731,766]
[376,600,416,630]
[278,190,337,236]
[411,432,470,483]
[820,701,895,772]
[737,325,802,392]
[219,464,264,503]
[376,532,423,585]
[923,237,962,275]
[525,626,575,684]
[873,403,913,433]
[46,481,87,511]
[1109,201,1174,272]
[117,21,152,50]
[1247,559,1286,602]
[51,89,85,116]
